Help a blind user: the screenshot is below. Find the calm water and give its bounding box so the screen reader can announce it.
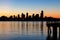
[0,21,59,40]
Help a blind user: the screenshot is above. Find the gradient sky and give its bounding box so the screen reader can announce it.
[0,0,60,18]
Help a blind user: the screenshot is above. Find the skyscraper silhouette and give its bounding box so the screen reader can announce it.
[32,14,35,20]
[18,14,20,21]
[26,12,28,20]
[40,10,43,18]
[18,14,20,18]
[26,12,28,18]
[21,13,25,20]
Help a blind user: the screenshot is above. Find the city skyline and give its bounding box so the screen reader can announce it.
[0,10,60,21]
[0,0,60,18]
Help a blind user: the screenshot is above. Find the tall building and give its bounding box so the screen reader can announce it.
[32,14,34,18]
[40,10,44,18]
[26,12,28,18]
[21,13,25,18]
[21,13,25,20]
[18,14,20,18]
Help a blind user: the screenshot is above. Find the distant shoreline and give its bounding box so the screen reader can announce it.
[0,20,60,21]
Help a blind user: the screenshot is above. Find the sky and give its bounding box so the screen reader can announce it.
[0,0,60,18]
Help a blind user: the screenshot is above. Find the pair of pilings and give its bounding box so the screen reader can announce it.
[48,26,60,40]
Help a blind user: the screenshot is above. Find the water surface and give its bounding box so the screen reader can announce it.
[0,21,59,40]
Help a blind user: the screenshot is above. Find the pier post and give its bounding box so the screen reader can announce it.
[59,27,60,40]
[46,26,51,40]
[53,26,57,40]
[48,26,51,35]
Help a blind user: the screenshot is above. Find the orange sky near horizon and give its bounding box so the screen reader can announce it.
[0,6,60,18]
[0,9,60,18]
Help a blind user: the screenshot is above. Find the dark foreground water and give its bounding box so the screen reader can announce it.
[0,21,59,40]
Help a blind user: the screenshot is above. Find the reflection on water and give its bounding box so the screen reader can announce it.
[0,21,59,40]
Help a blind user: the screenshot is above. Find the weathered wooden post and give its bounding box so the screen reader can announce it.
[46,25,51,40]
[53,26,57,40]
[59,27,60,40]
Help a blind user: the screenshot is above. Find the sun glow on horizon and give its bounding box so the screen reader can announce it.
[0,9,60,18]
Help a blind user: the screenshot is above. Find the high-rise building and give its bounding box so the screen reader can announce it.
[26,12,28,18]
[18,14,20,18]
[21,13,25,20]
[40,10,43,18]
[21,13,25,18]
[32,14,34,18]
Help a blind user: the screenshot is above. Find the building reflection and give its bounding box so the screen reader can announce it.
[21,22,25,34]
[36,22,39,31]
[18,22,20,33]
[26,22,28,34]
[32,22,34,33]
[1,22,6,33]
[14,22,15,32]
[41,21,43,35]
[16,22,41,35]
[10,22,12,32]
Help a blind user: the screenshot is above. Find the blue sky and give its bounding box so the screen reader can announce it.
[0,0,60,9]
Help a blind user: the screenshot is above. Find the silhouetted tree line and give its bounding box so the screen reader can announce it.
[0,10,60,21]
